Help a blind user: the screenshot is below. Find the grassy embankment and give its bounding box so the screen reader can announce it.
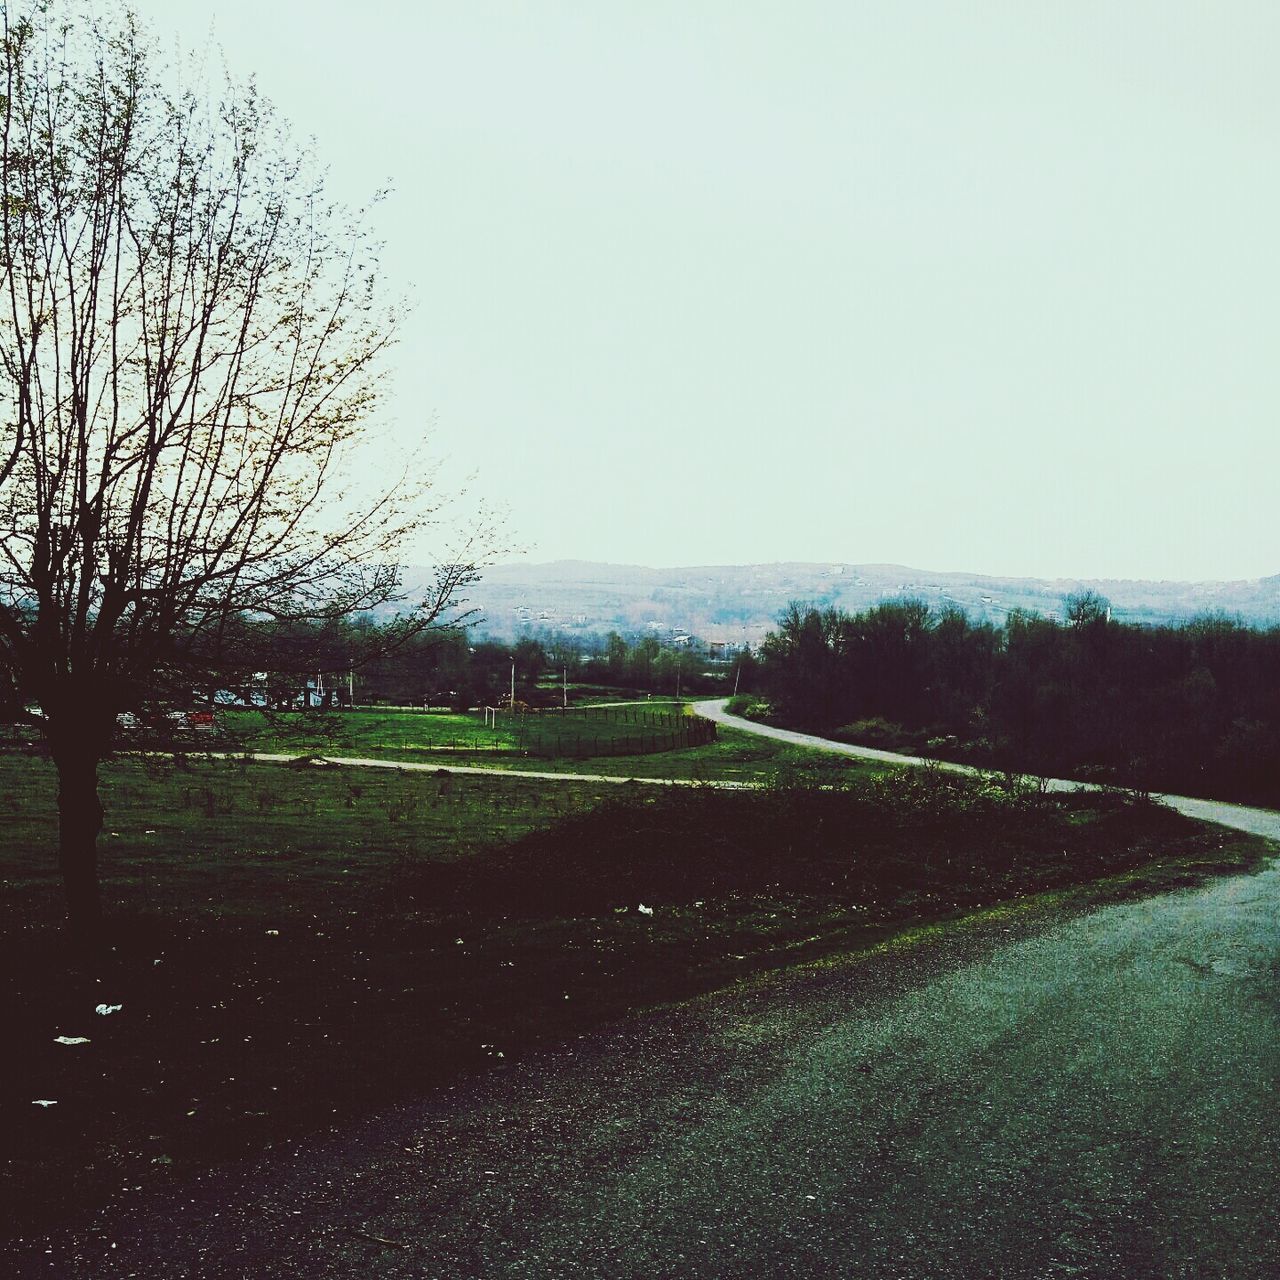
[2,741,1269,1233]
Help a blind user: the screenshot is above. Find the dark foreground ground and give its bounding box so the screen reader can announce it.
[5,747,1277,1277]
[7,851,1280,1279]
[5,754,1222,1230]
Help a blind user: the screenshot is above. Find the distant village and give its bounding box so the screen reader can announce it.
[501,602,739,663]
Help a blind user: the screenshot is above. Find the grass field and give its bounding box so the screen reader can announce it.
[220,703,707,760]
[212,705,845,783]
[3,751,1269,1234]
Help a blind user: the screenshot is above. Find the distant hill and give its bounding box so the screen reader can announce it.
[411,560,1280,644]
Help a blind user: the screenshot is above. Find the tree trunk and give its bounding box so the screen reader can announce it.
[53,748,106,949]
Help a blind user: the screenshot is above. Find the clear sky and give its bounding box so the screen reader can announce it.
[129,1,1277,582]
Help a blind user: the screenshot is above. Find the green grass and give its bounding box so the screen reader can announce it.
[466,725,883,783]
[220,703,709,761]
[223,707,518,752]
[216,706,875,784]
[0,753,617,889]
[2,753,1270,1235]
[544,683,671,704]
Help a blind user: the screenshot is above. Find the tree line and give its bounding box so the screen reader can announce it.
[342,626,750,705]
[577,631,745,696]
[229,624,748,706]
[753,595,1280,805]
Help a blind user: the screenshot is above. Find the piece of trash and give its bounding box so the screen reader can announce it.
[32,1099,57,1107]
[455,937,464,945]
[265,929,279,937]
[612,906,628,914]
[53,1036,90,1046]
[144,829,156,835]
[637,904,654,916]
[348,1227,409,1250]
[95,1004,123,1016]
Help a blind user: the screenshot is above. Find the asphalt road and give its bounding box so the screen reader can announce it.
[9,708,1280,1278]
[694,698,1280,838]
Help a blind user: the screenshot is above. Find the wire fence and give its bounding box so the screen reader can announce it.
[515,705,717,759]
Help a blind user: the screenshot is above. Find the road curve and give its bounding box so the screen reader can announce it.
[694,698,1280,840]
[9,707,1280,1277]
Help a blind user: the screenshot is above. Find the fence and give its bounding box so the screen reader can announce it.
[514,705,717,759]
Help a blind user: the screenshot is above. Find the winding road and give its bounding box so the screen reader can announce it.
[8,704,1280,1278]
[695,698,1280,838]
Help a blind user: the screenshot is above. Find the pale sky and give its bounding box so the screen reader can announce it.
[130,1,1278,582]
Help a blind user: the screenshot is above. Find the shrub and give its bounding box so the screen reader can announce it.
[832,719,927,752]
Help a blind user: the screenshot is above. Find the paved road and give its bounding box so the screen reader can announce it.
[10,855,1280,1279]
[10,708,1280,1277]
[694,698,1280,838]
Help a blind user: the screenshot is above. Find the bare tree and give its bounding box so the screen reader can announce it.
[0,4,489,943]
[1064,590,1111,629]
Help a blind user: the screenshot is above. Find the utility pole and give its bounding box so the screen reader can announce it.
[348,669,354,708]
[733,662,741,697]
[562,665,568,710]
[510,658,516,711]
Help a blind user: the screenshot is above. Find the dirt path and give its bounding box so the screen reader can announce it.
[222,751,752,789]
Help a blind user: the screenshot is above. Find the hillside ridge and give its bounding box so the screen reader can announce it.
[408,559,1280,642]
